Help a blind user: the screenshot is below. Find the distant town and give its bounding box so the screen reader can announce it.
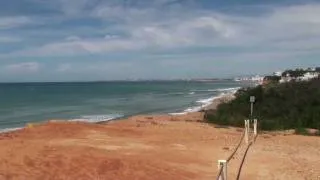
[234,67,320,84]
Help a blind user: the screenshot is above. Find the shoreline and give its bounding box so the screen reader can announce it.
[0,94,318,179]
[0,90,238,134]
[200,91,236,111]
[0,87,319,179]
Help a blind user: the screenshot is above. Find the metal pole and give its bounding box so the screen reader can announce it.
[250,102,253,121]
[250,96,255,123]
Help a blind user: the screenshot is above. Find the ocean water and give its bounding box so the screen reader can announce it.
[0,81,249,131]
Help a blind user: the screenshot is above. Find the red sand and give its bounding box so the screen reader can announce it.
[0,113,319,180]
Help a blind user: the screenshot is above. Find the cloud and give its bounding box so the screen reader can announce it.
[0,36,22,43]
[56,63,71,72]
[65,36,81,41]
[0,0,320,79]
[130,16,237,46]
[58,0,93,16]
[10,38,141,57]
[7,2,320,58]
[4,62,40,74]
[0,16,33,29]
[28,0,97,16]
[104,34,118,40]
[5,15,237,56]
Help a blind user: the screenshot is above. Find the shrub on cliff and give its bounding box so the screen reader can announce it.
[206,77,320,133]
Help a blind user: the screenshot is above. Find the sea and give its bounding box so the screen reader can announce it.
[0,80,251,132]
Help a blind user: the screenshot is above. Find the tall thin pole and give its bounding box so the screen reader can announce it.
[250,96,255,123]
[250,102,253,120]
[245,120,249,144]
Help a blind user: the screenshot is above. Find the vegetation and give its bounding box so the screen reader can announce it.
[206,77,320,135]
[281,67,320,77]
[281,68,306,78]
[263,76,281,83]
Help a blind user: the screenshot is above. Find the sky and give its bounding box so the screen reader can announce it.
[0,0,320,82]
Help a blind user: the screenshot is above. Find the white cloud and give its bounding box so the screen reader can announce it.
[3,2,320,58]
[0,36,22,43]
[0,16,33,29]
[30,0,96,16]
[4,62,40,74]
[11,38,142,56]
[270,4,320,24]
[57,63,72,72]
[65,36,81,41]
[58,0,92,16]
[5,15,236,56]
[104,34,118,40]
[235,4,320,46]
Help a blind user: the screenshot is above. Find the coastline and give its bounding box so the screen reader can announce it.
[0,87,319,179]
[0,87,239,134]
[201,91,236,111]
[117,92,235,126]
[81,89,238,125]
[0,94,319,179]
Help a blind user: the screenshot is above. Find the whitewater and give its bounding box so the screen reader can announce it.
[0,81,250,132]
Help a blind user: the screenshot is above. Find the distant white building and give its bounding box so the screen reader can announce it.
[279,71,319,83]
[251,75,264,82]
[234,75,264,83]
[299,72,319,81]
[273,71,283,77]
[279,76,293,83]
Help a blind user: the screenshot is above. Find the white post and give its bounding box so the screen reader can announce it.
[245,120,249,144]
[254,119,258,137]
[218,160,227,180]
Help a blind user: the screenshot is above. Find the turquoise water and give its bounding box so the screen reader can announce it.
[0,81,248,130]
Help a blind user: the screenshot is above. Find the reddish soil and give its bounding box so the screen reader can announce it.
[0,113,319,180]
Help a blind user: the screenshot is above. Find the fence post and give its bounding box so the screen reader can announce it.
[218,160,227,180]
[245,120,249,144]
[253,119,257,137]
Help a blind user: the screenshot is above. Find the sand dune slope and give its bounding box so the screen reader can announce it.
[0,115,319,180]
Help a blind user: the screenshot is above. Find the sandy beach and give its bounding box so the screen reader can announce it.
[0,94,319,180]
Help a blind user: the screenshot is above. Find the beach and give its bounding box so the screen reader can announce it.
[0,81,244,130]
[2,0,320,179]
[0,92,319,180]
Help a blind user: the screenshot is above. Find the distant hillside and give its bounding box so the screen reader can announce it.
[206,77,320,135]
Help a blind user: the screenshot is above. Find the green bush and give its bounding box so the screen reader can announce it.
[207,77,320,132]
[295,128,309,135]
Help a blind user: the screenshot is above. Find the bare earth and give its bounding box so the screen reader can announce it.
[0,112,319,180]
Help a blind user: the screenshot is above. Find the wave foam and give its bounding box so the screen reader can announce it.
[196,95,223,105]
[0,114,125,133]
[170,87,240,115]
[0,127,23,134]
[70,114,124,123]
[192,87,241,93]
[168,112,188,116]
[216,87,241,93]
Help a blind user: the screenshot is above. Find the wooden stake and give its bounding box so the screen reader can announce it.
[245,120,249,144]
[218,160,227,180]
[254,119,258,137]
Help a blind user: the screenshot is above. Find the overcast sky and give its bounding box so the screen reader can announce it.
[0,0,319,82]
